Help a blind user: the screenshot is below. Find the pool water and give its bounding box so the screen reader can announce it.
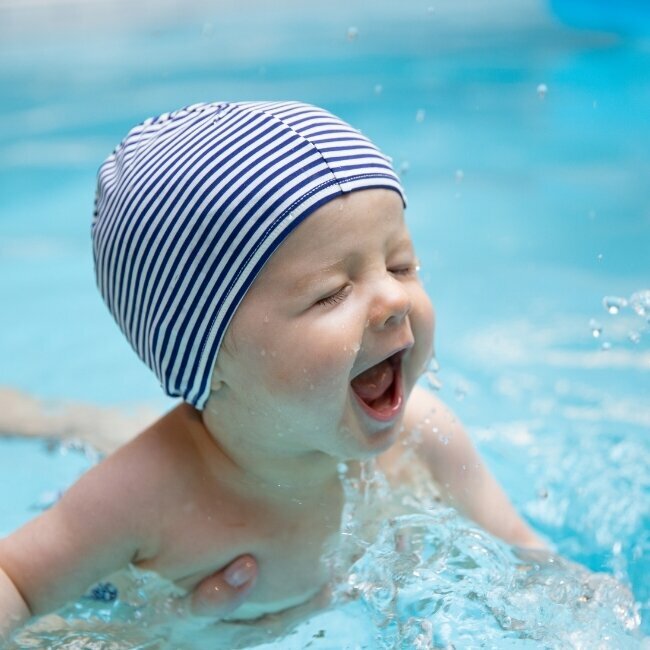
[1,0,648,647]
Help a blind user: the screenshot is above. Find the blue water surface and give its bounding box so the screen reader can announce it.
[0,0,648,646]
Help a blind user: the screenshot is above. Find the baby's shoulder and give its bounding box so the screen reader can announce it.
[108,404,210,492]
[403,384,448,431]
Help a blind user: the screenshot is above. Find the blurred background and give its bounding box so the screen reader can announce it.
[0,0,648,634]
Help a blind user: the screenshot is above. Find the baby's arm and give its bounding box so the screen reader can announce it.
[0,386,156,452]
[0,447,147,638]
[405,385,544,549]
[0,433,258,641]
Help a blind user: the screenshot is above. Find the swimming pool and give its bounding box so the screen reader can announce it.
[0,0,648,646]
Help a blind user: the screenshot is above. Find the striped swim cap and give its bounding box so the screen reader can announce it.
[92,101,406,408]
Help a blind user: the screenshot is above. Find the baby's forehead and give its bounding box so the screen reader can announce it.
[261,189,412,276]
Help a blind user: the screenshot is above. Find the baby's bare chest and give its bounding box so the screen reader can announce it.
[139,481,344,618]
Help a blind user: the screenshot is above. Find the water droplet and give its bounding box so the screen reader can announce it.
[601,341,611,351]
[589,318,603,339]
[260,349,266,356]
[588,209,596,220]
[438,433,449,445]
[597,253,603,262]
[629,289,650,317]
[536,83,548,99]
[538,488,549,499]
[455,169,464,183]
[374,83,383,95]
[309,383,315,391]
[628,330,641,344]
[263,314,270,323]
[602,295,627,315]
[351,343,361,353]
[399,160,410,175]
[201,22,214,38]
[454,385,467,401]
[425,357,442,391]
[593,99,598,109]
[415,109,426,123]
[427,5,435,14]
[347,26,359,41]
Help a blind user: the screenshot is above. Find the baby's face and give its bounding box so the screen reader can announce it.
[208,189,434,460]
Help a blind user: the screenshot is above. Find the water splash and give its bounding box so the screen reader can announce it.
[603,296,628,315]
[589,318,603,339]
[327,457,642,649]
[424,357,442,391]
[346,26,359,42]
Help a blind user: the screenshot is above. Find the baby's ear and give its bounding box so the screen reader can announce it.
[210,373,225,392]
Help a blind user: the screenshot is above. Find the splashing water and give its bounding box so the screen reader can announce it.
[425,357,443,391]
[8,439,644,650]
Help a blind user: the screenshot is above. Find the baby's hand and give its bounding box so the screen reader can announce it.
[183,583,332,649]
[178,555,258,621]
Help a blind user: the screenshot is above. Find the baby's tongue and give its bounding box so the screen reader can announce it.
[351,359,394,402]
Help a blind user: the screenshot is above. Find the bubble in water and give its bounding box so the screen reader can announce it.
[601,341,612,351]
[597,253,603,262]
[263,314,270,323]
[415,109,426,123]
[400,160,410,175]
[347,26,359,41]
[455,169,464,183]
[602,295,627,315]
[438,433,450,445]
[425,357,442,391]
[454,384,467,401]
[537,83,548,99]
[589,319,603,339]
[427,6,435,14]
[374,83,383,95]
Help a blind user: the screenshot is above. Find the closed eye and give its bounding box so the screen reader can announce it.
[316,284,351,307]
[389,262,420,277]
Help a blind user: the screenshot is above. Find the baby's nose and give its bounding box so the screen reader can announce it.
[369,275,412,330]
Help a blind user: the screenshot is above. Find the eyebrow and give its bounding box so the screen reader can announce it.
[290,260,346,295]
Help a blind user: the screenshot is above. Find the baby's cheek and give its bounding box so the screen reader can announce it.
[412,289,436,363]
[274,331,353,393]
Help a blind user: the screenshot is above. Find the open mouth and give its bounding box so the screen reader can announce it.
[350,351,404,423]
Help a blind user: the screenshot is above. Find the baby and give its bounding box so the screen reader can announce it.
[0,101,542,642]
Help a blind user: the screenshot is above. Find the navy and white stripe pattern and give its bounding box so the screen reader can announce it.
[93,101,406,408]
